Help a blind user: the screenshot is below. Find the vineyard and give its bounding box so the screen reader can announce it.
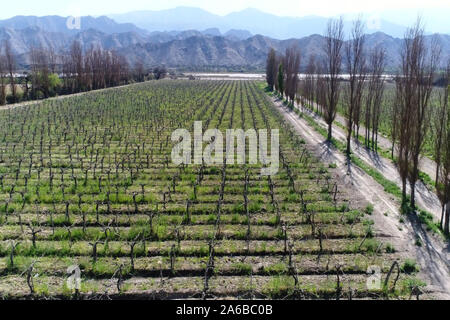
[0,80,421,299]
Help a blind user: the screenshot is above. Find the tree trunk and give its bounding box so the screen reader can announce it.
[410,181,416,210]
[410,154,420,210]
[327,123,333,141]
[346,127,352,155]
[445,201,450,235]
[375,132,378,151]
[401,178,407,205]
[435,164,440,189]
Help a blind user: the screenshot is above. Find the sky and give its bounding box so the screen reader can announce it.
[0,0,449,22]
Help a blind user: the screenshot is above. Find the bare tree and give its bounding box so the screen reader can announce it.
[90,46,106,90]
[30,46,51,98]
[277,62,284,97]
[433,60,449,232]
[315,63,327,115]
[395,71,414,205]
[304,54,316,110]
[118,54,130,84]
[266,48,277,91]
[61,44,130,93]
[435,104,450,234]
[284,46,301,104]
[433,61,449,188]
[30,46,40,98]
[48,46,58,74]
[436,113,450,234]
[365,45,386,150]
[403,20,440,209]
[70,41,84,92]
[323,17,344,141]
[134,60,146,82]
[0,42,6,105]
[61,53,73,92]
[389,86,401,158]
[4,40,17,103]
[83,48,93,91]
[344,18,366,155]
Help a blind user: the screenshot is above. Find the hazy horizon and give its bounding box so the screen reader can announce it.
[0,0,448,33]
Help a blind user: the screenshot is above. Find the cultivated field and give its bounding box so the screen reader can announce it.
[0,80,421,299]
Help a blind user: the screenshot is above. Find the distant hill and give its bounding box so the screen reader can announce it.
[109,7,411,39]
[118,32,449,71]
[224,29,253,41]
[2,24,448,71]
[0,15,148,36]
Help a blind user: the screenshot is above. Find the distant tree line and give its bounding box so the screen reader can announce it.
[0,39,168,105]
[266,45,301,105]
[265,17,450,234]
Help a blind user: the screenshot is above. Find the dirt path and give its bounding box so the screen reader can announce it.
[270,96,450,299]
[293,100,442,224]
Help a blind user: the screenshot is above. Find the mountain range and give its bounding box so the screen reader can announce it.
[0,15,147,36]
[0,10,449,71]
[110,7,412,39]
